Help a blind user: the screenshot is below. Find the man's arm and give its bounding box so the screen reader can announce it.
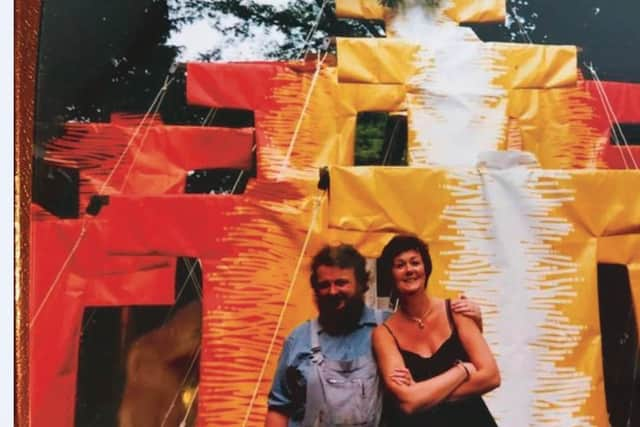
[265,410,288,427]
[265,334,295,426]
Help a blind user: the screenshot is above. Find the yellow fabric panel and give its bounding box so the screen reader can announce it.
[337,37,419,84]
[328,167,640,239]
[336,0,506,23]
[555,239,608,427]
[508,84,600,169]
[326,165,612,424]
[495,44,578,89]
[335,0,385,20]
[508,79,603,169]
[258,66,344,180]
[337,38,577,89]
[597,234,640,265]
[261,65,404,178]
[563,170,640,237]
[334,81,406,166]
[336,82,407,115]
[328,166,452,236]
[444,0,506,23]
[199,182,321,425]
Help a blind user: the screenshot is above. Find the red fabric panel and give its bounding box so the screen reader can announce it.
[585,81,640,123]
[186,61,317,181]
[33,106,261,426]
[186,62,285,110]
[29,283,84,427]
[45,122,254,214]
[29,219,176,427]
[584,81,640,169]
[600,145,640,169]
[143,125,254,171]
[46,123,253,171]
[96,181,304,254]
[97,195,245,257]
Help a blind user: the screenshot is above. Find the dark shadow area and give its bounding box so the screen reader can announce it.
[204,108,255,128]
[75,258,203,427]
[76,308,126,427]
[331,18,386,38]
[185,168,252,194]
[597,263,640,427]
[611,124,640,145]
[32,156,80,218]
[34,0,178,145]
[375,256,393,308]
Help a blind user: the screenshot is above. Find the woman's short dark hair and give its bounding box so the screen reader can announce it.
[310,244,370,292]
[379,235,432,291]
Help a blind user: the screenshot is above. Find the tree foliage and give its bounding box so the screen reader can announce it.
[34,0,640,149]
[169,0,384,61]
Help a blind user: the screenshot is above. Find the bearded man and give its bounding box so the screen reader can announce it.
[265,244,480,427]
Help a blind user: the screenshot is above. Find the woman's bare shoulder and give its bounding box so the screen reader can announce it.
[373,314,399,339]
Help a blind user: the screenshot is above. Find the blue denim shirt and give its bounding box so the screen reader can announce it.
[267,306,391,426]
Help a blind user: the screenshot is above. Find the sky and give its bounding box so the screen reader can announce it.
[167,0,292,61]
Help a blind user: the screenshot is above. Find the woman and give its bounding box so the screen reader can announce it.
[373,235,500,426]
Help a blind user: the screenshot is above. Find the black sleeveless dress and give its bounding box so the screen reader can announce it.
[382,300,498,427]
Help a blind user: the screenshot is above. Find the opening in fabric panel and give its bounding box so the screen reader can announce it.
[32,157,80,218]
[597,263,640,427]
[75,258,203,427]
[611,123,640,145]
[355,111,407,166]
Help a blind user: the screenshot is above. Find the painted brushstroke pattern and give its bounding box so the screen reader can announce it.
[386,6,509,167]
[197,65,332,425]
[433,162,597,425]
[30,0,640,423]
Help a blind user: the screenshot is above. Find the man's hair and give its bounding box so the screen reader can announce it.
[379,234,432,290]
[310,244,370,292]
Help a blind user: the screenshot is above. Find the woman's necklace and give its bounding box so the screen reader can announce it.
[400,302,433,329]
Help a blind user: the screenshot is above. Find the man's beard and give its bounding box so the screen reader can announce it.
[315,293,365,335]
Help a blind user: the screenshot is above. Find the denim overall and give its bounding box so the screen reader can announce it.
[301,310,384,427]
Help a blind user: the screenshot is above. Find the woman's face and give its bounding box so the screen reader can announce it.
[391,249,426,294]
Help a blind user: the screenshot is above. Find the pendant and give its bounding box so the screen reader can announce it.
[417,319,424,329]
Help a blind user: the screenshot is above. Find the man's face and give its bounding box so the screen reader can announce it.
[314,265,359,314]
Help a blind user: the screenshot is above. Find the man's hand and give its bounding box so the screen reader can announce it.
[450,295,483,332]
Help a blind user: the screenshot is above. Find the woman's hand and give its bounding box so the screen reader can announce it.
[447,312,501,400]
[390,367,415,386]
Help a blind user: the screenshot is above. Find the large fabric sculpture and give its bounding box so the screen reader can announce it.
[29,0,639,425]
